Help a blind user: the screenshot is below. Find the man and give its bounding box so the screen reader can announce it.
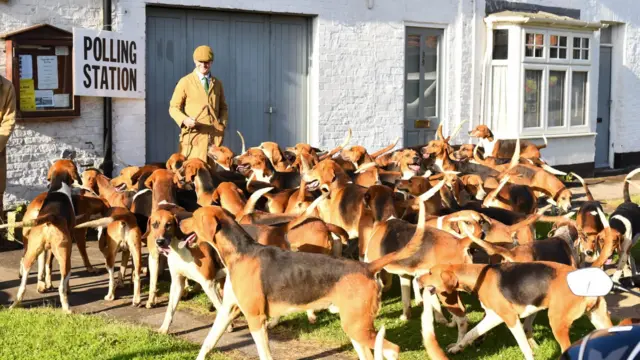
[169,45,228,163]
[0,75,16,215]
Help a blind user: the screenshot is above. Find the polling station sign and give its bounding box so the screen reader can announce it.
[73,28,145,99]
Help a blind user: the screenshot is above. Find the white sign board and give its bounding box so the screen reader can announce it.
[72,27,145,99]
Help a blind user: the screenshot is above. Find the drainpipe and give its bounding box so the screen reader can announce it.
[102,0,113,177]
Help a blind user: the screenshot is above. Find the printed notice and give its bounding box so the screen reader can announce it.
[35,90,54,107]
[19,55,33,79]
[55,46,69,56]
[19,79,36,111]
[37,56,59,89]
[53,94,70,108]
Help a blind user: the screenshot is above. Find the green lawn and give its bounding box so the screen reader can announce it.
[151,275,600,360]
[0,307,235,360]
[141,220,630,360]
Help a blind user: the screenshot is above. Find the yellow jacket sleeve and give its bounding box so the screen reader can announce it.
[169,78,188,127]
[0,81,16,151]
[218,80,228,128]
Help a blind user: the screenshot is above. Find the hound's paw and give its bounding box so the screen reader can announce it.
[104,294,115,301]
[62,308,73,315]
[528,338,539,350]
[307,314,317,324]
[131,300,142,308]
[115,278,125,289]
[399,314,409,321]
[145,301,155,309]
[158,327,169,335]
[37,282,48,293]
[267,320,279,330]
[446,343,463,354]
[85,266,99,274]
[225,324,235,333]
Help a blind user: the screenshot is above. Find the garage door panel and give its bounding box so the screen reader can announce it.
[227,17,269,152]
[270,18,308,148]
[146,8,187,163]
[146,8,308,161]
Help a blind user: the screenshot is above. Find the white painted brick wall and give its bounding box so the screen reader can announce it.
[3,0,640,210]
[0,0,105,208]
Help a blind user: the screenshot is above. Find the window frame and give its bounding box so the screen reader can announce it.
[522,31,546,62]
[509,27,595,137]
[548,34,569,62]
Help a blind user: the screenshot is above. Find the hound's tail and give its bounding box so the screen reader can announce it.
[623,168,640,203]
[319,129,352,161]
[371,137,400,159]
[366,180,446,274]
[237,187,274,220]
[460,222,517,262]
[0,213,58,229]
[75,217,115,229]
[536,135,548,150]
[326,223,349,257]
[571,172,594,202]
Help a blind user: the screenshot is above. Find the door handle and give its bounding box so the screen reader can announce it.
[597,117,603,123]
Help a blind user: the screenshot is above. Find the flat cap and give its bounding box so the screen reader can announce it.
[193,45,213,62]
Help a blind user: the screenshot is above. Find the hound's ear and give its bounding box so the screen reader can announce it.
[311,147,323,154]
[440,270,458,293]
[211,188,221,204]
[141,217,151,240]
[73,166,83,186]
[144,173,156,190]
[363,192,372,208]
[46,164,55,182]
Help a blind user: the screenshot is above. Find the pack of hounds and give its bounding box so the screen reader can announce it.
[4,122,640,360]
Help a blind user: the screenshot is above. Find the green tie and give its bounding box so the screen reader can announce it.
[202,77,209,93]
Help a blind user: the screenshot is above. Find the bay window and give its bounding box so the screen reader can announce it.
[483,12,604,138]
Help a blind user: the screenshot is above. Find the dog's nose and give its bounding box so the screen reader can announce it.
[156,238,170,247]
[586,250,594,257]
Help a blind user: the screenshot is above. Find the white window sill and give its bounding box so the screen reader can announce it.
[517,132,597,139]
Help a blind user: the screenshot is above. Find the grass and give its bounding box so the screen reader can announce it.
[602,194,640,211]
[150,274,599,360]
[0,307,235,360]
[267,282,598,360]
[142,220,633,360]
[144,281,214,315]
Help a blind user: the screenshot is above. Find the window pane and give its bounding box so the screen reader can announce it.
[491,66,508,127]
[423,36,438,117]
[525,47,533,57]
[492,30,509,60]
[550,48,558,58]
[571,72,587,126]
[526,33,535,45]
[583,38,589,48]
[560,36,567,46]
[560,48,567,58]
[524,70,542,128]
[548,71,566,127]
[405,35,420,118]
[601,28,612,44]
[535,34,544,45]
[574,37,581,47]
[535,47,543,57]
[573,49,581,59]
[551,35,558,46]
[583,49,589,60]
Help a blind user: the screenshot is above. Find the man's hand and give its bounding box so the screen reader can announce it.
[182,118,196,129]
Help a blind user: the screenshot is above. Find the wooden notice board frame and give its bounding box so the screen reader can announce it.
[2,24,81,122]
